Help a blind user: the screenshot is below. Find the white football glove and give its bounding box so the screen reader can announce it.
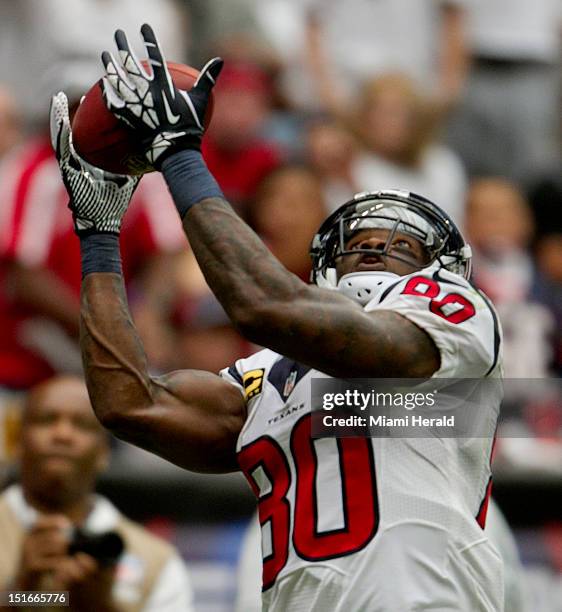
[50,91,140,236]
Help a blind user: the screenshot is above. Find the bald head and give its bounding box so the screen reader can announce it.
[25,376,94,418]
[20,376,109,511]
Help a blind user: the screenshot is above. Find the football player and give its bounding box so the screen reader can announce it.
[50,25,504,611]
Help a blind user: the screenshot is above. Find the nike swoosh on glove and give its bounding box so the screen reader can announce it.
[101,23,223,167]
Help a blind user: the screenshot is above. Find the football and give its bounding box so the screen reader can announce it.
[72,62,214,175]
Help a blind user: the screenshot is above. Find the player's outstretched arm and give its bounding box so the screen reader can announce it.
[179,199,439,379]
[101,25,439,379]
[50,93,245,473]
[80,274,245,472]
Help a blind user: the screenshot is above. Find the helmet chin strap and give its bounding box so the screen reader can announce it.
[336,271,400,306]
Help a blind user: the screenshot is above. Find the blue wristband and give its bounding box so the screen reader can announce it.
[80,234,122,278]
[161,150,224,218]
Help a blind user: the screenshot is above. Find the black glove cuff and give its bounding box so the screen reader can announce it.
[161,149,224,218]
[80,234,122,278]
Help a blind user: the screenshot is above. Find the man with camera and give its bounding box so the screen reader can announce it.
[0,375,193,612]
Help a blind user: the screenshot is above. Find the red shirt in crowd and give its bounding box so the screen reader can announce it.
[202,137,281,215]
[0,137,185,389]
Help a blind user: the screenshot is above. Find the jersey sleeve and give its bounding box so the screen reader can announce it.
[364,271,502,378]
[220,349,277,414]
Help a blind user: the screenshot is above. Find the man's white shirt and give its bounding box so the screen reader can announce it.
[3,485,194,612]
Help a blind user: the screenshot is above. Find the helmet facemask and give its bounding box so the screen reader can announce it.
[310,191,472,288]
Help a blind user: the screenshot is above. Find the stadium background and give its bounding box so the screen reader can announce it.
[0,1,560,610]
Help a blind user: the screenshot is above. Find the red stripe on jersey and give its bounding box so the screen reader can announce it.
[476,476,493,529]
[476,432,497,529]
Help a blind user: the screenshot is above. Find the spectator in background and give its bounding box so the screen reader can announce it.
[174,296,250,373]
[301,74,468,222]
[528,177,562,373]
[305,119,361,212]
[187,1,304,157]
[0,0,191,427]
[341,74,467,224]
[171,250,251,373]
[188,0,266,67]
[465,178,554,377]
[0,0,189,131]
[446,0,562,182]
[0,73,22,476]
[202,62,283,218]
[0,375,194,611]
[0,87,21,159]
[533,233,562,375]
[252,0,469,113]
[0,97,186,392]
[249,164,327,280]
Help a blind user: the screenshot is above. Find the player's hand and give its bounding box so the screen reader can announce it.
[50,91,140,236]
[101,23,223,166]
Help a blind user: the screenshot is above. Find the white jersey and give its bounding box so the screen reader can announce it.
[222,269,504,612]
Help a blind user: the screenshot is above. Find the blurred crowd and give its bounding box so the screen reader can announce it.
[0,1,560,609]
[0,0,560,419]
[0,0,560,386]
